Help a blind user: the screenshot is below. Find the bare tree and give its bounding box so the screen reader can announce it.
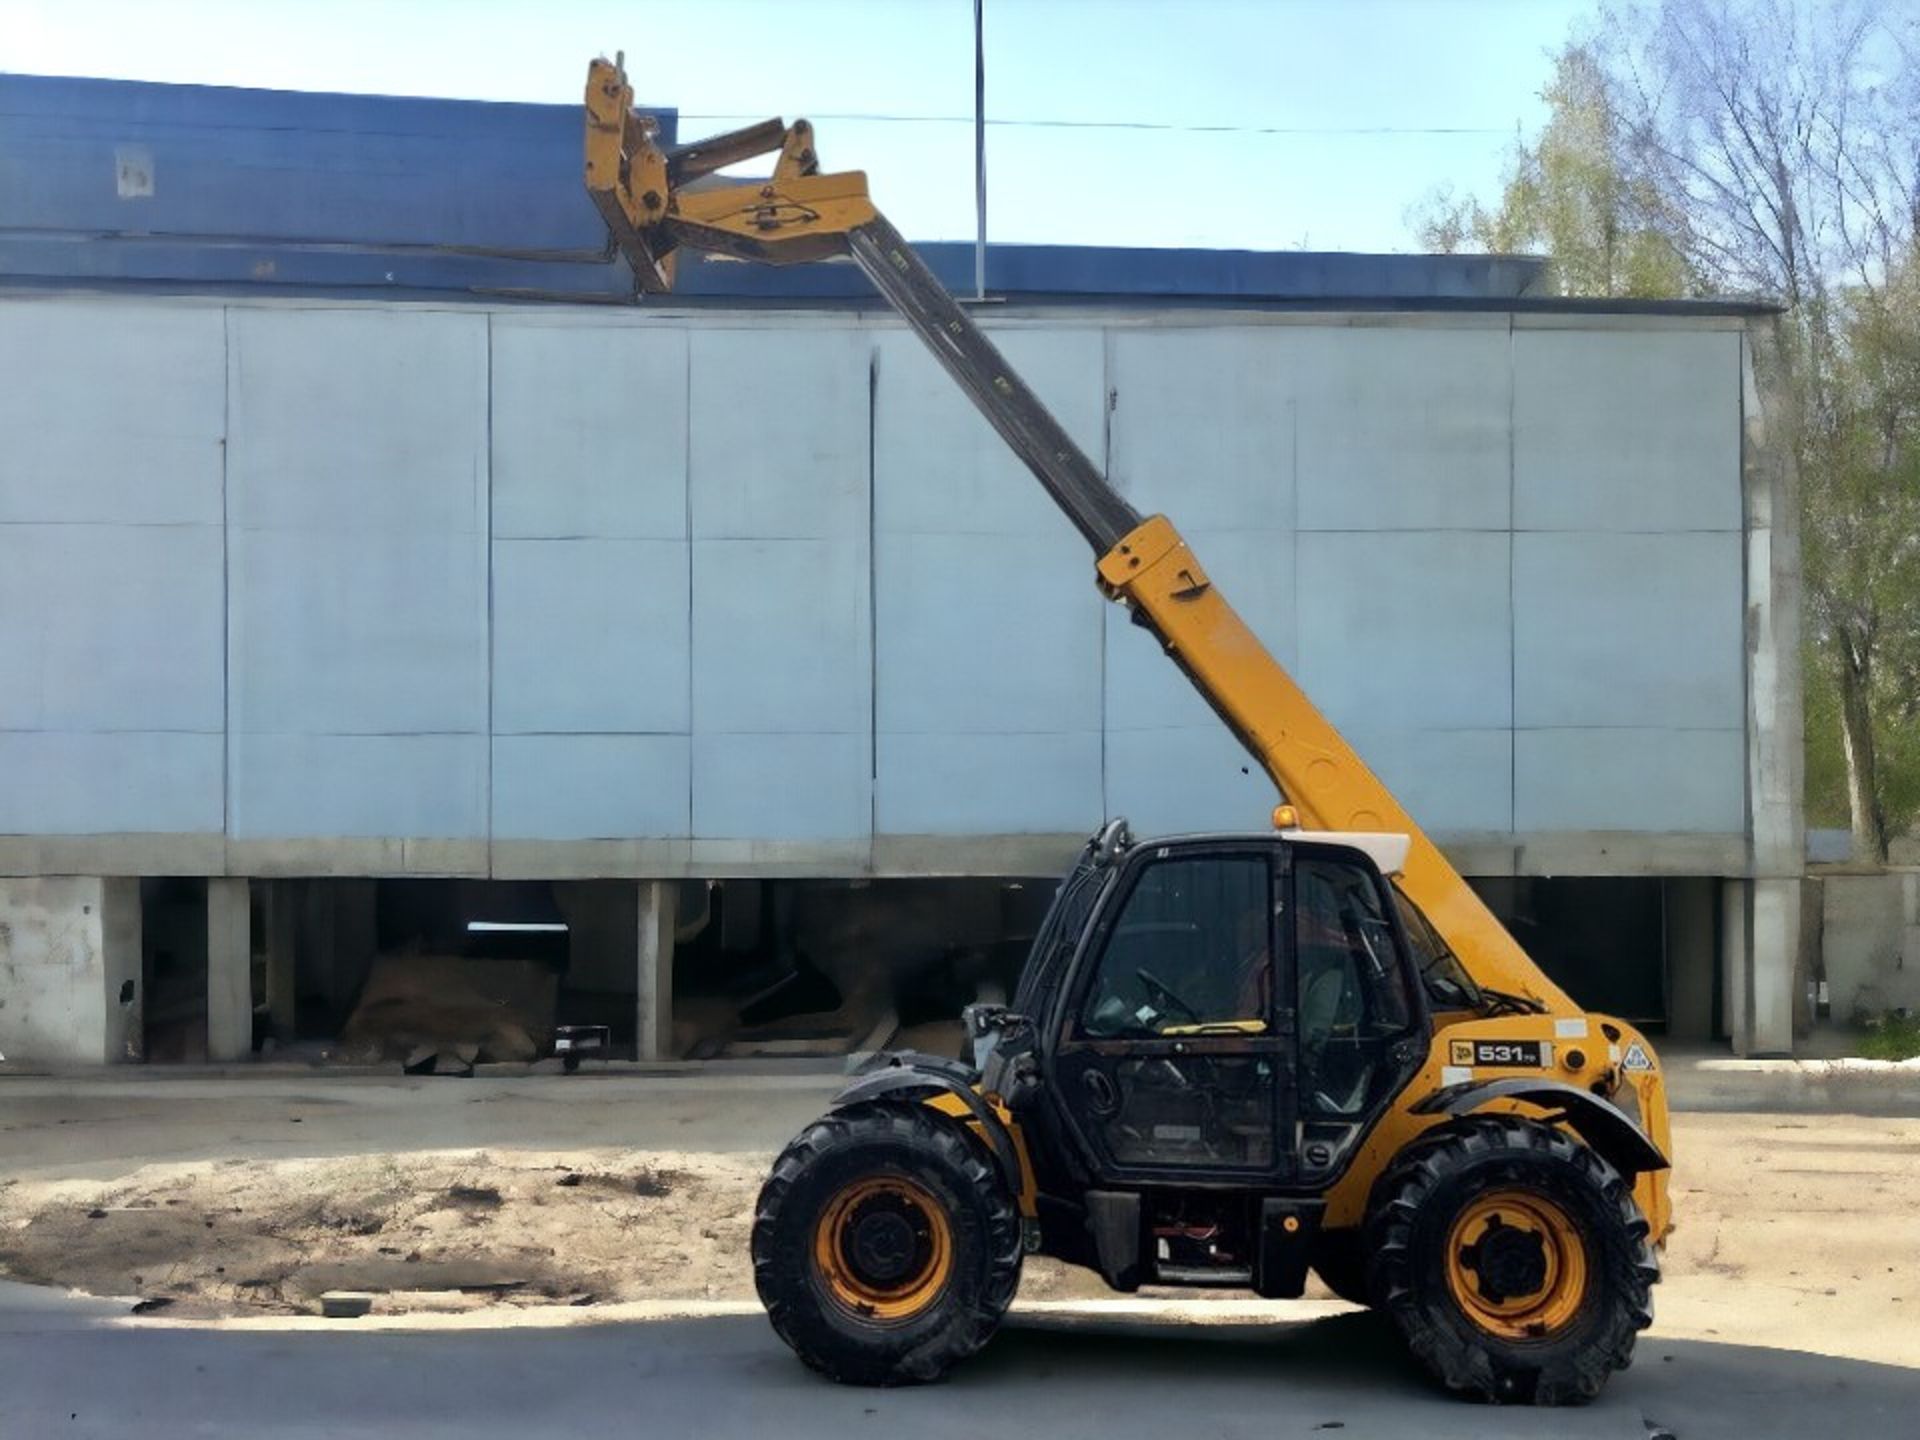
[1607,0,1920,862]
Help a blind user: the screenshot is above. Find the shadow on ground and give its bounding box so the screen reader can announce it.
[2,1299,1915,1440]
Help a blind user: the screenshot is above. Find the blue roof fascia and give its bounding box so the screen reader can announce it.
[1,72,676,259]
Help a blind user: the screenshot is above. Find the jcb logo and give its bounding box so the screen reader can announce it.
[1449,1040,1475,1066]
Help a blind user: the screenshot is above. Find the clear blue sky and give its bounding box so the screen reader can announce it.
[4,0,1592,251]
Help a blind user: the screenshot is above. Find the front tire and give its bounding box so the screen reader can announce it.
[751,1103,1022,1385]
[1365,1117,1658,1405]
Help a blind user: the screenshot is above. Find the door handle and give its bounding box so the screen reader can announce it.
[1082,1068,1119,1116]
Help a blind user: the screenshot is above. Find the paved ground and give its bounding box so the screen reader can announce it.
[3,1282,1917,1440]
[1,1063,1916,1437]
[0,1067,846,1179]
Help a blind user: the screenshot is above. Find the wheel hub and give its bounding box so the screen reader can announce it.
[1461,1214,1549,1303]
[1443,1189,1589,1340]
[847,1207,920,1284]
[812,1175,955,1322]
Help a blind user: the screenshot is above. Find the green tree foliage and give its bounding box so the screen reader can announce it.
[1605,0,1920,862]
[1414,45,1694,297]
[1419,0,1920,862]
[1802,254,1920,839]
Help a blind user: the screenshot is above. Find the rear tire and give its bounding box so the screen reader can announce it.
[1365,1117,1658,1405]
[751,1103,1022,1385]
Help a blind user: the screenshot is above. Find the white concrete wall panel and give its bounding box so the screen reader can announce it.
[0,299,226,836]
[1341,727,1514,835]
[1110,328,1295,530]
[693,538,870,735]
[689,327,872,842]
[0,297,1760,871]
[1515,728,1747,833]
[491,320,688,540]
[693,732,872,843]
[1295,530,1512,730]
[488,319,691,843]
[1514,329,1742,532]
[492,538,690,735]
[876,732,1102,836]
[1294,325,1512,531]
[492,734,690,840]
[0,523,223,733]
[0,732,223,834]
[1513,531,1744,731]
[689,328,870,541]
[1105,330,1298,832]
[226,308,489,839]
[231,733,488,840]
[1104,727,1278,836]
[0,300,225,526]
[874,327,1105,835]
[230,528,485,737]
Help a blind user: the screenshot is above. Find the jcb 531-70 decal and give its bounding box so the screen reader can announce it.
[1449,1038,1547,1068]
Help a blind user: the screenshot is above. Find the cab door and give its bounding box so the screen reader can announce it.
[1290,849,1425,1184]
[1050,846,1294,1183]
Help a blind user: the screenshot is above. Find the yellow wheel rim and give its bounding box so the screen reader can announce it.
[811,1175,954,1322]
[1444,1189,1588,1340]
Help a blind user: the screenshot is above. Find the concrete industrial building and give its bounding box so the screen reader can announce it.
[0,75,1806,1065]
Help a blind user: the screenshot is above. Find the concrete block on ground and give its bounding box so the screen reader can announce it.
[1820,871,1920,1022]
[0,876,142,1063]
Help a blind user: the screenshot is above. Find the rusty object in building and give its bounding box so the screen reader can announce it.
[335,952,557,1069]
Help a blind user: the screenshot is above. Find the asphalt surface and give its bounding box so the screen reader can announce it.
[0,1069,847,1179]
[2,1283,1915,1440]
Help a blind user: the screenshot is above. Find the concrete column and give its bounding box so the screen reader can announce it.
[1740,328,1808,1056]
[1720,878,1751,1052]
[264,880,299,1043]
[0,876,142,1064]
[635,880,678,1061]
[206,878,252,1062]
[1749,878,1799,1056]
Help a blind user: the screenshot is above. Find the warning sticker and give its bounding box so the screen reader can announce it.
[1621,1042,1655,1072]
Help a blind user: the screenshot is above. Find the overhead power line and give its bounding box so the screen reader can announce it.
[678,111,1511,137]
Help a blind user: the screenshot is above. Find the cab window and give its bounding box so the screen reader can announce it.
[1296,856,1415,1116]
[1079,854,1270,1038]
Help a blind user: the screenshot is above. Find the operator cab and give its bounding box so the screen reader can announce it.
[975,819,1446,1289]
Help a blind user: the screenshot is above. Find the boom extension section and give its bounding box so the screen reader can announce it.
[583,55,1576,1015]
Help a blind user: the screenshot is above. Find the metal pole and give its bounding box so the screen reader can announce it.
[973,0,987,301]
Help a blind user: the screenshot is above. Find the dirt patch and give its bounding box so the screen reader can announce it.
[2,1112,1915,1363]
[0,1143,1107,1318]
[553,1168,680,1198]
[0,1150,765,1317]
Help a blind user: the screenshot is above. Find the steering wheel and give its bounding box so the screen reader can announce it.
[1135,967,1202,1023]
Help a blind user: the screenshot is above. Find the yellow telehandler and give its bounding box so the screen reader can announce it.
[584,56,1671,1405]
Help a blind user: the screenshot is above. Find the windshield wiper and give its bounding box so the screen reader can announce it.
[1479,986,1548,1016]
